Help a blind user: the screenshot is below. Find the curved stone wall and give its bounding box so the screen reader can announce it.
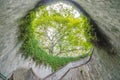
[0,0,120,80]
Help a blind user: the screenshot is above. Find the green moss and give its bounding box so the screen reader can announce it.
[19,5,96,71]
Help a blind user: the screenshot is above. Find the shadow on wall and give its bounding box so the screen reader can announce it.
[71,0,116,54]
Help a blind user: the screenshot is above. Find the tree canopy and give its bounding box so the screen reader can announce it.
[20,2,96,70]
[32,3,94,57]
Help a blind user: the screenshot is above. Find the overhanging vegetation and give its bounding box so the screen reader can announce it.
[19,2,96,71]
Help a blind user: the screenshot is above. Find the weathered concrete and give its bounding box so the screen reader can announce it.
[73,0,120,80]
[9,68,40,80]
[0,0,52,79]
[75,0,120,54]
[0,0,120,80]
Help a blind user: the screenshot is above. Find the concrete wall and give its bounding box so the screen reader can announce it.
[0,0,120,80]
[0,0,52,79]
[72,0,120,80]
[75,0,120,54]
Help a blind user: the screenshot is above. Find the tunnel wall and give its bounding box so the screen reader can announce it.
[0,0,52,79]
[0,0,120,80]
[72,0,120,80]
[75,0,120,54]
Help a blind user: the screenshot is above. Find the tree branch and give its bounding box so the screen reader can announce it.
[56,48,82,56]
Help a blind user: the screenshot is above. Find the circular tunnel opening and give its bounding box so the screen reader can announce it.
[19,0,96,71]
[34,2,95,57]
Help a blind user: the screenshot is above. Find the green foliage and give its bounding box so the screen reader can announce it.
[33,5,96,57]
[19,3,96,71]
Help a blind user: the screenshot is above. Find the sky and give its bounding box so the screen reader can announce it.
[46,2,80,18]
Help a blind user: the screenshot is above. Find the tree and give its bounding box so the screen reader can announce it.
[32,3,93,57]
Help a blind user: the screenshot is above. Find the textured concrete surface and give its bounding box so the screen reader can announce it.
[73,0,120,80]
[9,68,40,80]
[75,0,120,54]
[0,0,120,80]
[0,0,52,79]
